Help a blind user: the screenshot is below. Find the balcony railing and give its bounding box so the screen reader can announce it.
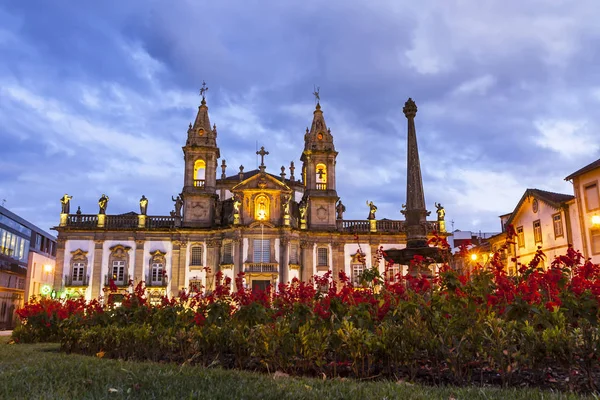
[376,220,405,232]
[147,216,176,229]
[193,179,205,188]
[244,263,279,273]
[105,215,138,229]
[104,271,130,287]
[64,274,90,287]
[316,183,327,190]
[145,273,168,287]
[66,214,98,227]
[63,214,176,229]
[336,220,370,232]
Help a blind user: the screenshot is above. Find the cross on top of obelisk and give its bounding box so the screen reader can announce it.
[199,81,209,100]
[256,146,269,169]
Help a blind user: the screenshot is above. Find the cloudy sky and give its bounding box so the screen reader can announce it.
[1,0,600,234]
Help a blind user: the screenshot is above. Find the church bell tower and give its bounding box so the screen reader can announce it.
[300,97,339,230]
[181,83,220,227]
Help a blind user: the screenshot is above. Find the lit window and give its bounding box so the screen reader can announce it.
[533,220,542,243]
[387,264,401,282]
[190,246,203,266]
[316,163,327,190]
[553,213,564,238]
[591,228,600,255]
[317,247,328,266]
[151,262,164,283]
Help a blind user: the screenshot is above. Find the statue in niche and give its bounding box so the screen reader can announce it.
[366,201,377,220]
[233,194,241,215]
[298,199,308,220]
[139,195,148,215]
[98,194,109,214]
[435,202,445,221]
[283,194,291,216]
[60,194,72,214]
[336,200,346,220]
[257,198,267,219]
[172,195,183,217]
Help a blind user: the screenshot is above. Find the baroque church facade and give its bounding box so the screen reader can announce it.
[52,92,443,301]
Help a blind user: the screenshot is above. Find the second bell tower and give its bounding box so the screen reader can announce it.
[181,85,220,227]
[300,101,339,230]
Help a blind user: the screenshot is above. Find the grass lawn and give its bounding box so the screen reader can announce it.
[0,337,590,400]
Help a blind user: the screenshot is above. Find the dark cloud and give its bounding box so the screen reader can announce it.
[1,0,600,234]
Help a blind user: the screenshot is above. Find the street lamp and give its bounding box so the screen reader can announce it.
[470,253,478,261]
[43,264,53,273]
[592,215,600,226]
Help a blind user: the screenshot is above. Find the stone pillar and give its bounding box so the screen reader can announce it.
[133,240,144,285]
[59,214,67,227]
[97,214,105,228]
[91,240,104,299]
[280,237,289,285]
[206,239,221,290]
[300,240,314,282]
[177,242,187,295]
[233,238,243,286]
[137,215,146,229]
[170,242,181,297]
[332,241,345,286]
[369,243,380,271]
[53,238,66,289]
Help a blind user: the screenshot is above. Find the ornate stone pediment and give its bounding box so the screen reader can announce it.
[109,244,131,259]
[149,249,166,264]
[70,249,88,262]
[231,172,292,193]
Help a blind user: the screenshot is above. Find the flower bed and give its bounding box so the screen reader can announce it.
[12,233,600,392]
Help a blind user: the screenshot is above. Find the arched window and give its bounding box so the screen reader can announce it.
[148,250,167,287]
[106,245,131,287]
[68,249,88,286]
[254,194,270,221]
[316,163,327,190]
[194,159,206,187]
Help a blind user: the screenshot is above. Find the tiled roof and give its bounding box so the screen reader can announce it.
[505,188,573,227]
[565,158,600,181]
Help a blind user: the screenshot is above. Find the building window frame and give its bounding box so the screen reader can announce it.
[190,245,203,267]
[68,249,88,286]
[584,181,600,212]
[222,241,233,264]
[591,228,600,255]
[317,247,328,267]
[533,220,542,244]
[106,244,131,286]
[253,239,270,263]
[516,226,525,248]
[148,250,167,286]
[553,212,564,238]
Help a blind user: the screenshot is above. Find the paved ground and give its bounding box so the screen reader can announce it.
[0,330,13,336]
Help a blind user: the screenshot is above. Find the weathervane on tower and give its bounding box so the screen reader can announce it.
[312,85,320,105]
[199,81,209,100]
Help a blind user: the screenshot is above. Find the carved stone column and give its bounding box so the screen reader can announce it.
[53,237,66,289]
[233,237,243,283]
[169,241,181,297]
[280,237,290,285]
[177,242,187,295]
[369,243,380,270]
[133,240,145,285]
[332,241,345,287]
[91,240,104,299]
[300,240,314,282]
[206,239,221,290]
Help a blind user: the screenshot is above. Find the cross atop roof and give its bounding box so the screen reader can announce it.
[199,81,209,99]
[256,146,269,170]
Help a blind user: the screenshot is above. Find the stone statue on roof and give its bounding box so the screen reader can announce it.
[60,194,72,214]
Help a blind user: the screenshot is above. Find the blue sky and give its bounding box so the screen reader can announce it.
[1,0,600,234]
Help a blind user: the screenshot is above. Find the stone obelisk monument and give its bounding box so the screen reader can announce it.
[386,98,445,268]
